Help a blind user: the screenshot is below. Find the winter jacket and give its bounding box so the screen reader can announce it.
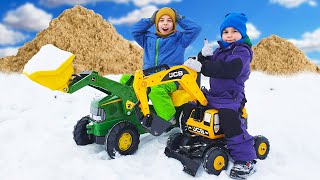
[131,18,201,69]
[199,41,253,111]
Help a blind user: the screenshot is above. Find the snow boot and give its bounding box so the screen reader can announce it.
[169,117,177,125]
[230,160,256,180]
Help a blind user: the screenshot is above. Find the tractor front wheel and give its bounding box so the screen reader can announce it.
[73,116,94,145]
[105,121,140,159]
[203,147,229,175]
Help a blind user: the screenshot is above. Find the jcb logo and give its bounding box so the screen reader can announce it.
[169,71,183,78]
[187,125,209,136]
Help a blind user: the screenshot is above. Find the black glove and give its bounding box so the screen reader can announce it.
[197,51,208,64]
[171,8,184,21]
[150,10,158,24]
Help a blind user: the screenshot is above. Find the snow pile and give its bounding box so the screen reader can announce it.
[23,44,74,75]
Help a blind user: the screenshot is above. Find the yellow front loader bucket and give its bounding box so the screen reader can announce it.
[23,44,75,92]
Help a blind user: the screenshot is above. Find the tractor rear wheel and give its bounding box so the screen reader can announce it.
[105,121,140,159]
[73,116,94,145]
[203,147,229,175]
[254,135,270,160]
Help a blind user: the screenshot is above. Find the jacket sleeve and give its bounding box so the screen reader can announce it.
[178,18,201,48]
[130,18,154,47]
[200,46,251,79]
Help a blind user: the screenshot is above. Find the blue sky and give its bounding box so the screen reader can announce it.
[1,0,320,63]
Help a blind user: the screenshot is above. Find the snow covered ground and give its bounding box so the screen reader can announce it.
[1,71,320,180]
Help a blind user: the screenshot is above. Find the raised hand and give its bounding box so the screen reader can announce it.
[201,39,214,57]
[171,8,184,21]
[150,10,159,24]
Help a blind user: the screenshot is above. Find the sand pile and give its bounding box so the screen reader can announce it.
[251,35,320,75]
[0,5,143,75]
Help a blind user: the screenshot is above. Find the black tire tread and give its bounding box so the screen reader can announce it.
[73,116,94,145]
[166,132,184,150]
[105,121,140,159]
[254,135,270,160]
[203,147,229,175]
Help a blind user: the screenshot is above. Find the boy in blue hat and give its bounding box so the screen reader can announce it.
[184,13,256,179]
[130,7,201,124]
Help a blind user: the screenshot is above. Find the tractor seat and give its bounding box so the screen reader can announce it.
[170,89,193,107]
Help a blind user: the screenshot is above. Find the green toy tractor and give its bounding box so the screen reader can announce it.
[23,45,206,159]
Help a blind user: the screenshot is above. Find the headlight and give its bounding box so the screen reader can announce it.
[90,106,106,122]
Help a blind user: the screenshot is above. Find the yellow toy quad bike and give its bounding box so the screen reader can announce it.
[164,86,270,177]
[132,61,270,176]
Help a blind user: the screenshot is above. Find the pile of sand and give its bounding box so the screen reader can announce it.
[251,35,320,75]
[0,5,143,75]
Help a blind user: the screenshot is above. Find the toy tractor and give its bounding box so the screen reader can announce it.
[23,45,142,158]
[164,90,270,176]
[130,57,270,176]
[23,44,208,159]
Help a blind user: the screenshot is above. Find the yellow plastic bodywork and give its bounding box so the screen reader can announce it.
[186,108,248,139]
[169,89,194,107]
[213,156,226,171]
[118,132,133,151]
[242,107,248,119]
[23,54,75,92]
[133,65,208,117]
[258,142,267,156]
[186,109,224,140]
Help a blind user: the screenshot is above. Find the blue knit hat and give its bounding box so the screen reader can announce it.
[220,12,248,38]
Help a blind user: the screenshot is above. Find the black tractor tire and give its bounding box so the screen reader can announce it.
[254,135,270,160]
[203,147,229,175]
[166,132,184,150]
[73,116,94,145]
[105,121,140,159]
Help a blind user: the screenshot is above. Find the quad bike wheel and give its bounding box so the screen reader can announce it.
[105,121,140,159]
[73,116,94,145]
[203,147,229,175]
[254,135,270,160]
[166,132,184,150]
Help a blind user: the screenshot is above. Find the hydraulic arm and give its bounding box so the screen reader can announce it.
[133,64,208,117]
[68,71,137,115]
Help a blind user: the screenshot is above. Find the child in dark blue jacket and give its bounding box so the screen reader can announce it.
[184,13,257,179]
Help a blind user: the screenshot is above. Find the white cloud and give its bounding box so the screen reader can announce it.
[247,23,261,40]
[40,0,178,7]
[132,0,181,7]
[108,5,158,25]
[0,23,27,45]
[0,47,19,57]
[40,0,130,7]
[270,0,317,8]
[288,28,320,52]
[3,3,52,32]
